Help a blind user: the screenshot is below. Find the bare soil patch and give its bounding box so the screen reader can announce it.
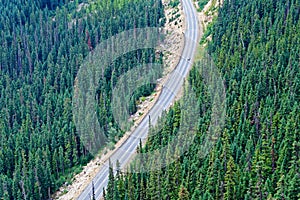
[53,0,186,199]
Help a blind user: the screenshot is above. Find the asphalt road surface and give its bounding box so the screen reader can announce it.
[77,0,200,199]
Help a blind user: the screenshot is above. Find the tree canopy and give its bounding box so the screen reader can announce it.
[0,0,165,199]
[104,0,300,199]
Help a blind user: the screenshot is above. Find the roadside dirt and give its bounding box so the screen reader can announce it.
[53,0,186,199]
[129,0,185,126]
[194,0,223,36]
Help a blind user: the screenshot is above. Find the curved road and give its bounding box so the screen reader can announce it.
[78,0,200,199]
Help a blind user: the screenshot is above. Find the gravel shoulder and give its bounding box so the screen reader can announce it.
[53,0,186,199]
[53,0,223,198]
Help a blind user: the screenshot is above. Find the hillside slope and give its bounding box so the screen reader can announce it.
[0,0,164,199]
[104,0,300,199]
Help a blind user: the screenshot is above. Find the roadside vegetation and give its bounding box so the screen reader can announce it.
[197,0,210,11]
[0,0,164,199]
[104,0,300,199]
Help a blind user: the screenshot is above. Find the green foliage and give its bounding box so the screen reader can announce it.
[0,0,164,199]
[105,0,300,199]
[169,0,180,8]
[178,186,189,200]
[169,13,181,23]
[198,0,209,11]
[129,84,156,115]
[200,17,216,44]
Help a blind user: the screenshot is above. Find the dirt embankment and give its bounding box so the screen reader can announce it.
[53,0,186,199]
[194,0,223,40]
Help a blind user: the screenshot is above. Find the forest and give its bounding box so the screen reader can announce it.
[0,0,164,199]
[104,0,300,199]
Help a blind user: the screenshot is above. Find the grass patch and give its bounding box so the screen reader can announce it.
[140,96,146,102]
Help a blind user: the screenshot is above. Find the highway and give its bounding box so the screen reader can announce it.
[77,0,200,199]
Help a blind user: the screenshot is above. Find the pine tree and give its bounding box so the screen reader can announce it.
[107,160,115,200]
[178,186,189,200]
[224,156,236,200]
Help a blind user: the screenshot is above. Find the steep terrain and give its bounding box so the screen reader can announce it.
[0,0,164,199]
[103,0,300,199]
[54,0,186,198]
